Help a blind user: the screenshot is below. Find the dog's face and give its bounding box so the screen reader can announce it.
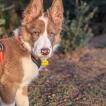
[20,0,63,59]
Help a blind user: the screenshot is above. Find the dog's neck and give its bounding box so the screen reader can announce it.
[14,29,42,68]
[15,35,28,52]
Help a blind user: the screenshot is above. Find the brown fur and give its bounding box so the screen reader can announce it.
[0,0,64,105]
[21,17,62,47]
[22,0,43,25]
[47,20,62,45]
[20,19,46,47]
[0,38,30,104]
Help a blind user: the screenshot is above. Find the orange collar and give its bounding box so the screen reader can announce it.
[0,42,5,63]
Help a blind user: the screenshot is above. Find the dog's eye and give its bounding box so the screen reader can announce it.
[49,32,56,42]
[33,32,40,37]
[31,31,40,40]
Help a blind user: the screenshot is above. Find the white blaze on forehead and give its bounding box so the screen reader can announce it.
[38,15,52,47]
[39,15,48,36]
[33,15,53,58]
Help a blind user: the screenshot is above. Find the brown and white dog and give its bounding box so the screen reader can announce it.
[0,0,63,106]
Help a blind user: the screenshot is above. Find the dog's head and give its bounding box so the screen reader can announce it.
[20,0,64,59]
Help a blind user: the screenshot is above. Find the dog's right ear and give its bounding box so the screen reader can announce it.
[22,0,43,25]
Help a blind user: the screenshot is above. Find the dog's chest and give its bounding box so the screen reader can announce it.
[21,57,39,86]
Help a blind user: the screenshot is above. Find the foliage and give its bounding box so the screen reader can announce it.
[61,0,97,52]
[29,55,106,106]
[0,4,6,37]
[0,2,20,37]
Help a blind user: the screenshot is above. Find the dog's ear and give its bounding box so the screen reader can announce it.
[22,0,43,25]
[49,0,64,27]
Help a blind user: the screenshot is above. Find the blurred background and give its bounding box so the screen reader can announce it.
[0,0,106,51]
[0,0,106,106]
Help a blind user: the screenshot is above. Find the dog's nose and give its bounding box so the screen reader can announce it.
[41,48,50,55]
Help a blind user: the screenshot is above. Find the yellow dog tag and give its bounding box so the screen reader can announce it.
[41,59,49,66]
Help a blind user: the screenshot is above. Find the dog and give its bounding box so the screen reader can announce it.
[0,0,63,106]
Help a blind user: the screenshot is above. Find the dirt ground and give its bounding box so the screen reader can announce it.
[29,35,106,106]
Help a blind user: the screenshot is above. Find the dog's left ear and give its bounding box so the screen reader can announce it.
[49,0,64,27]
[22,0,43,25]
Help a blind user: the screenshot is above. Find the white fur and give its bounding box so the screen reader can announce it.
[33,16,53,59]
[21,56,39,86]
[53,43,60,52]
[15,87,29,106]
[21,41,32,52]
[13,28,32,52]
[13,16,53,59]
[16,56,39,106]
[13,28,20,37]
